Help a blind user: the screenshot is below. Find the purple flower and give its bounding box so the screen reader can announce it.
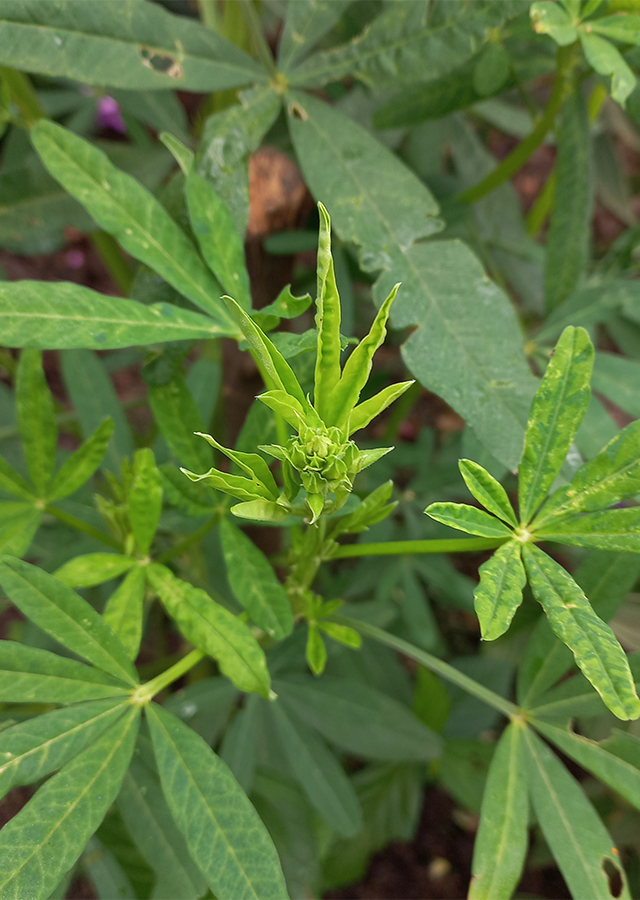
[97,96,126,134]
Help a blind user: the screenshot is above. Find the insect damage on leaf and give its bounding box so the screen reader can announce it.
[139,46,184,79]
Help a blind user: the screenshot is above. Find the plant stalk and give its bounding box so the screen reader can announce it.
[131,649,205,705]
[90,232,135,295]
[331,537,506,559]
[0,67,45,125]
[45,504,122,551]
[156,513,222,564]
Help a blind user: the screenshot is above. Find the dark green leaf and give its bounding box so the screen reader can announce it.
[16,348,56,496]
[149,375,212,474]
[48,419,114,501]
[591,351,640,418]
[278,0,353,71]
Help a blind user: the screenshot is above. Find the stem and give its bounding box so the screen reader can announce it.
[45,504,122,551]
[0,67,45,125]
[331,537,506,559]
[89,232,134,295]
[156,513,221,564]
[459,43,580,205]
[334,616,522,720]
[131,649,205,705]
[285,521,328,615]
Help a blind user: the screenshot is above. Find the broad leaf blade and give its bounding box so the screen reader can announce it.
[147,703,288,900]
[458,459,517,527]
[518,327,593,524]
[535,507,640,552]
[425,502,513,538]
[103,567,146,660]
[48,419,114,501]
[0,281,225,349]
[522,544,640,720]
[469,724,528,900]
[147,564,271,698]
[0,556,138,686]
[15,348,56,495]
[278,0,353,71]
[523,728,629,900]
[220,519,293,640]
[474,541,526,641]
[0,707,139,900]
[0,698,128,800]
[31,121,234,328]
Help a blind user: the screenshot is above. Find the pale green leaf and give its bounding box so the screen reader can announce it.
[0,504,43,558]
[458,459,517,526]
[0,698,128,800]
[523,728,629,900]
[220,519,293,640]
[425,502,513,538]
[474,541,526,641]
[0,556,139,687]
[268,700,362,837]
[147,564,271,698]
[31,121,235,328]
[530,1,578,45]
[186,170,251,308]
[305,624,327,676]
[103,567,146,660]
[590,14,640,44]
[147,703,288,900]
[183,467,268,505]
[48,419,114,501]
[522,544,640,720]
[159,132,193,176]
[16,348,56,496]
[0,707,139,900]
[0,642,131,703]
[196,432,279,500]
[0,281,225,349]
[54,553,137,589]
[580,31,636,105]
[275,674,441,762]
[129,449,163,555]
[0,455,35,501]
[348,381,414,435]
[0,0,265,91]
[535,507,640,552]
[258,390,306,430]
[313,202,343,423]
[318,621,361,647]
[518,327,593,524]
[469,724,528,900]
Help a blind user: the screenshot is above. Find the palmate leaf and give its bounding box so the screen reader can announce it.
[0,504,43,558]
[129,449,163,555]
[0,698,128,800]
[523,728,630,900]
[425,502,513,538]
[469,724,528,900]
[522,544,640,720]
[458,459,517,527]
[147,703,289,900]
[48,419,114,501]
[31,121,236,329]
[474,541,526,641]
[54,553,137,589]
[103,567,146,661]
[278,0,354,71]
[0,455,35,501]
[15,348,56,496]
[0,707,139,900]
[0,0,265,91]
[518,326,593,524]
[0,556,139,687]
[535,507,640,552]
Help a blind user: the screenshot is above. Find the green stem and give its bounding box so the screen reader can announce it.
[89,232,135,295]
[156,513,221,564]
[45,504,122,551]
[131,649,205,705]
[285,521,328,615]
[331,537,506,559]
[0,67,45,125]
[458,43,580,205]
[334,616,522,720]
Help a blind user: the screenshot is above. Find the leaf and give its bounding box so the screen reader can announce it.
[163,676,238,745]
[278,0,353,71]
[535,506,640,552]
[287,91,537,471]
[82,834,135,900]
[518,327,594,524]
[0,707,139,900]
[186,170,251,308]
[305,624,327,676]
[258,390,306,430]
[590,14,640,44]
[218,697,259,793]
[545,88,593,313]
[472,42,510,97]
[458,459,517,527]
[580,31,636,106]
[48,419,114,501]
[0,0,265,91]
[530,1,578,45]
[0,556,139,687]
[268,700,362,837]
[318,621,362,648]
[348,381,414,435]
[147,564,271,698]
[0,504,43,558]
[15,348,56,496]
[0,455,35,501]
[197,85,281,238]
[332,480,396,536]
[425,502,513,538]
[31,121,234,328]
[288,0,525,88]
[523,728,629,900]
[129,449,163,555]
[149,375,212,474]
[0,641,131,703]
[533,418,640,527]
[0,281,226,349]
[537,279,640,341]
[313,201,343,422]
[147,703,288,900]
[103,567,146,660]
[275,674,441,762]
[474,541,526,641]
[0,698,128,800]
[522,544,640,720]
[196,432,279,499]
[469,724,528,900]
[591,350,640,418]
[159,132,193,176]
[220,519,293,640]
[183,469,271,504]
[54,553,137,589]
[60,349,134,474]
[117,756,207,900]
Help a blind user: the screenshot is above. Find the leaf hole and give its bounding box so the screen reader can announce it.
[602,857,623,898]
[288,101,308,121]
[139,47,184,79]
